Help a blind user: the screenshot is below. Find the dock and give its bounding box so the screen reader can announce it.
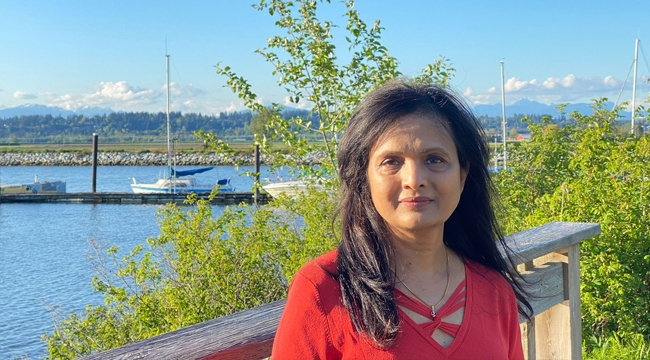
[0,192,270,205]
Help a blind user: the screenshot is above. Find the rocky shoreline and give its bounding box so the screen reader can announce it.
[0,151,327,166]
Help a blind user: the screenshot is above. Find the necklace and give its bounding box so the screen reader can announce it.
[396,247,450,319]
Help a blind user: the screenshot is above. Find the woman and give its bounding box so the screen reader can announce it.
[272,80,531,359]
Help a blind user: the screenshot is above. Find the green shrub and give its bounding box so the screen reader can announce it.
[584,333,650,360]
[45,190,338,358]
[497,101,650,344]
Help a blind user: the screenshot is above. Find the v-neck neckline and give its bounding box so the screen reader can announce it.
[397,260,472,355]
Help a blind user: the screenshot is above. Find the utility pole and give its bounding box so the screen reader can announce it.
[166,54,172,193]
[631,38,639,135]
[500,60,507,170]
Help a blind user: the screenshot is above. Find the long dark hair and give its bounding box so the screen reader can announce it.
[336,79,532,347]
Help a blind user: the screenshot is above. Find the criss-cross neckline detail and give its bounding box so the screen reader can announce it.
[395,279,466,337]
[394,260,470,353]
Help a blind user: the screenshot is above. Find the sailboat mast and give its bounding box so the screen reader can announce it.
[631,38,639,135]
[166,54,172,192]
[500,60,507,170]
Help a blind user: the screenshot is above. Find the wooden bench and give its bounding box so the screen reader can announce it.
[83,221,600,360]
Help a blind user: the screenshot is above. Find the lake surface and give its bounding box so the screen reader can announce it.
[0,165,275,359]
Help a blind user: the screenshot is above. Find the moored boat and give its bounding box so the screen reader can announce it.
[1,175,66,194]
[129,54,233,195]
[130,167,234,194]
[262,179,324,198]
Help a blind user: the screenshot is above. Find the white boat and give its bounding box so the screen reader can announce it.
[1,175,66,194]
[262,179,324,198]
[130,167,234,194]
[129,54,234,194]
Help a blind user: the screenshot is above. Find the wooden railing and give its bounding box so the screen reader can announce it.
[83,221,601,360]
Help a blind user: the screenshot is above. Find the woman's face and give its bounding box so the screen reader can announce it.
[367,114,467,237]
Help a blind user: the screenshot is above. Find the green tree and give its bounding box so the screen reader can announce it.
[209,0,453,186]
[249,107,274,138]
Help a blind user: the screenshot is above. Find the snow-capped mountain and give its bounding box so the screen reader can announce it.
[0,104,113,119]
[472,98,630,118]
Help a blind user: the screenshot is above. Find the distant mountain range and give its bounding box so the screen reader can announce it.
[0,104,114,119]
[0,99,636,119]
[472,98,632,118]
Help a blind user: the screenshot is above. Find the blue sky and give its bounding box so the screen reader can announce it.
[2,0,650,115]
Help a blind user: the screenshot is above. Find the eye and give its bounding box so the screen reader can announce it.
[380,157,401,167]
[426,155,445,164]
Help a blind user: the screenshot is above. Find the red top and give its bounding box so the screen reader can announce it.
[272,250,524,360]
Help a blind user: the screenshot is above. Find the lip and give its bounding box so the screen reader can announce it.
[399,196,434,209]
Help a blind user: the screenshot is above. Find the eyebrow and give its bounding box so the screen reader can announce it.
[419,147,451,155]
[372,146,452,158]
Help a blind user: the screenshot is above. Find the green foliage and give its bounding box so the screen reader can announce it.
[496,100,650,344]
[584,333,650,360]
[45,190,338,358]
[249,107,275,138]
[215,0,453,185]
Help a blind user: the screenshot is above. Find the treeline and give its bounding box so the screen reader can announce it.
[0,109,316,143]
[0,109,625,144]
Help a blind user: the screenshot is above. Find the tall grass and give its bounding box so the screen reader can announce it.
[584,333,649,360]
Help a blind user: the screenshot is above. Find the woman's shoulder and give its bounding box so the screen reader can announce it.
[297,248,339,275]
[289,249,340,299]
[274,249,345,359]
[465,258,514,296]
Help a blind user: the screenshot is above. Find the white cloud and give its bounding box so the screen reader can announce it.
[162,99,248,115]
[464,74,642,105]
[48,81,159,110]
[6,81,279,114]
[226,101,243,112]
[603,76,618,87]
[561,74,576,87]
[464,87,498,105]
[504,77,530,91]
[14,91,37,100]
[163,82,206,98]
[283,95,310,109]
[541,77,558,89]
[173,99,210,114]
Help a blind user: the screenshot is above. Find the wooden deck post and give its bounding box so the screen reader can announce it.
[527,244,581,360]
[91,133,98,193]
[568,244,582,360]
[254,144,260,207]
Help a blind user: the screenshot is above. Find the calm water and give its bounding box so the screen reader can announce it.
[0,165,273,359]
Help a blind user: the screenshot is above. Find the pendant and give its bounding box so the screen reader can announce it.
[431,306,436,319]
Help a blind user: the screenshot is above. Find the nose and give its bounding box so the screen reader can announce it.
[402,160,426,189]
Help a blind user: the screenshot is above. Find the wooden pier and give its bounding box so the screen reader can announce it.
[0,192,269,205]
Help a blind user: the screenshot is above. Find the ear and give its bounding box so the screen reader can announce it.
[459,163,469,193]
